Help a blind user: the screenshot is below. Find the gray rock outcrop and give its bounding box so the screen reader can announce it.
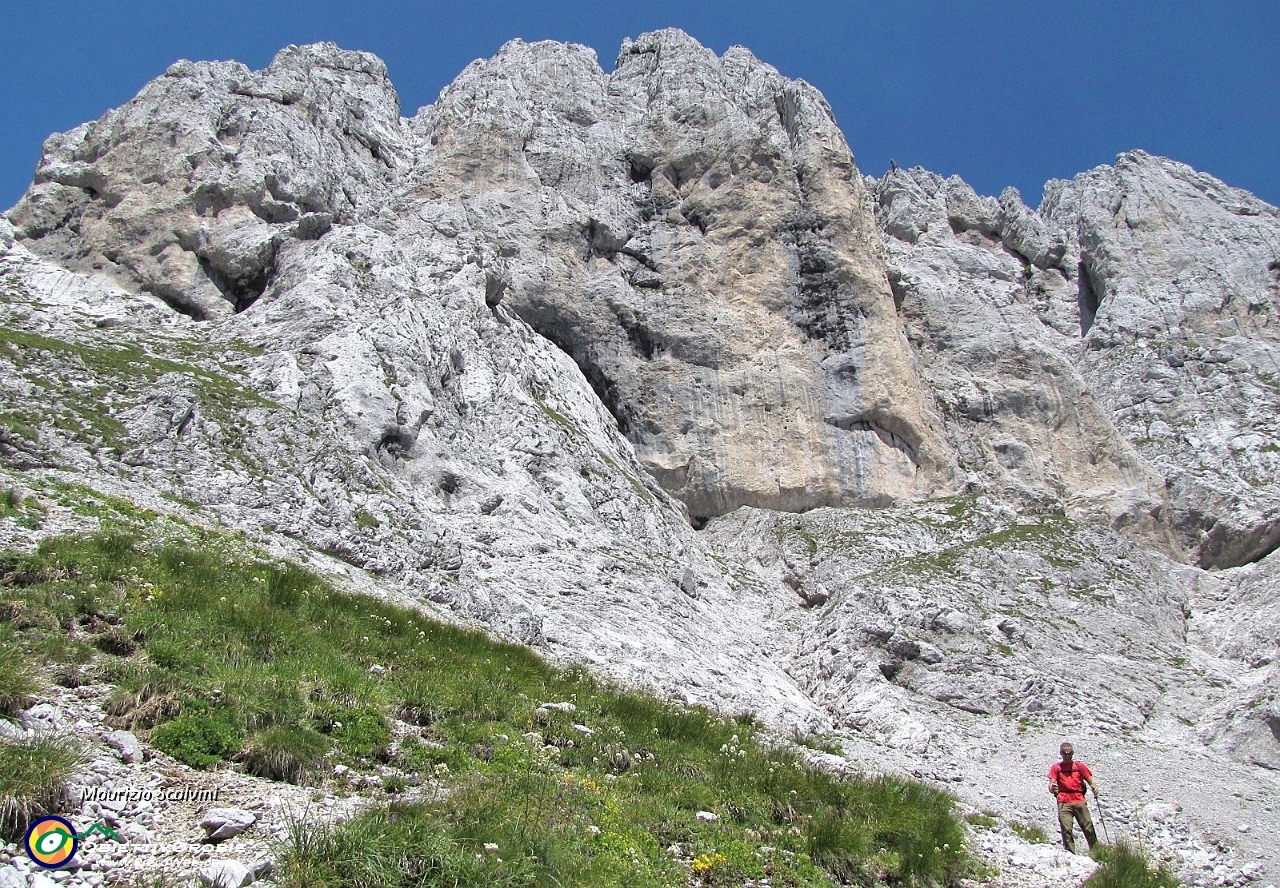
[9,44,403,319]
[104,729,145,764]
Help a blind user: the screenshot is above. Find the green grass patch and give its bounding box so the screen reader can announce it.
[597,451,655,504]
[0,488,21,516]
[282,803,538,887]
[0,734,82,842]
[1085,841,1179,888]
[0,410,41,446]
[964,811,999,830]
[0,324,277,453]
[1,528,972,886]
[0,325,275,410]
[534,398,578,435]
[0,485,44,530]
[0,646,39,716]
[775,524,820,558]
[877,513,1080,582]
[791,730,842,755]
[160,491,203,510]
[44,481,159,526]
[1009,821,1048,844]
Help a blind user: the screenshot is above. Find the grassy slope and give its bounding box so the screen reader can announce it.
[0,519,970,887]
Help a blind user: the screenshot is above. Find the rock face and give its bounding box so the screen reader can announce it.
[8,33,957,522]
[4,31,1280,886]
[1044,155,1280,570]
[870,157,1280,568]
[8,44,403,319]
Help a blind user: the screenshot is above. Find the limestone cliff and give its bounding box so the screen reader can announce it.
[7,34,959,522]
[871,156,1280,570]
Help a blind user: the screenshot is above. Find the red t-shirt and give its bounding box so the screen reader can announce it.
[1048,760,1093,803]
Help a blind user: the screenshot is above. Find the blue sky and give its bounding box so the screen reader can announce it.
[3,0,1278,211]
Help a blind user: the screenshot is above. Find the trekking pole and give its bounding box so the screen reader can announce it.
[1093,792,1112,845]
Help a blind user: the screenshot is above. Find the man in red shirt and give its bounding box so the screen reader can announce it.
[1048,742,1099,853]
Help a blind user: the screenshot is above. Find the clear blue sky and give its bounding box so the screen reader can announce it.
[3,0,1278,212]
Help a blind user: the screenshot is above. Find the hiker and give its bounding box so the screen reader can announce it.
[1048,741,1099,853]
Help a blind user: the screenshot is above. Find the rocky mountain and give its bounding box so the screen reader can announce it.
[3,30,1278,886]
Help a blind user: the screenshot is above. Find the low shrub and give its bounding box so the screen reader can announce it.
[150,711,240,768]
[317,703,391,761]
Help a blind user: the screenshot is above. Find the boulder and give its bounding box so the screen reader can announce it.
[200,808,258,843]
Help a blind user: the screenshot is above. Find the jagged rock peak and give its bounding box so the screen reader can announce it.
[871,149,1280,568]
[7,32,958,520]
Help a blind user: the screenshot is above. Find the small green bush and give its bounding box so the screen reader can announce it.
[243,725,331,784]
[1086,842,1180,888]
[0,734,82,841]
[150,711,241,768]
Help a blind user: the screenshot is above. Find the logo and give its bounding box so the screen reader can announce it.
[24,816,119,869]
